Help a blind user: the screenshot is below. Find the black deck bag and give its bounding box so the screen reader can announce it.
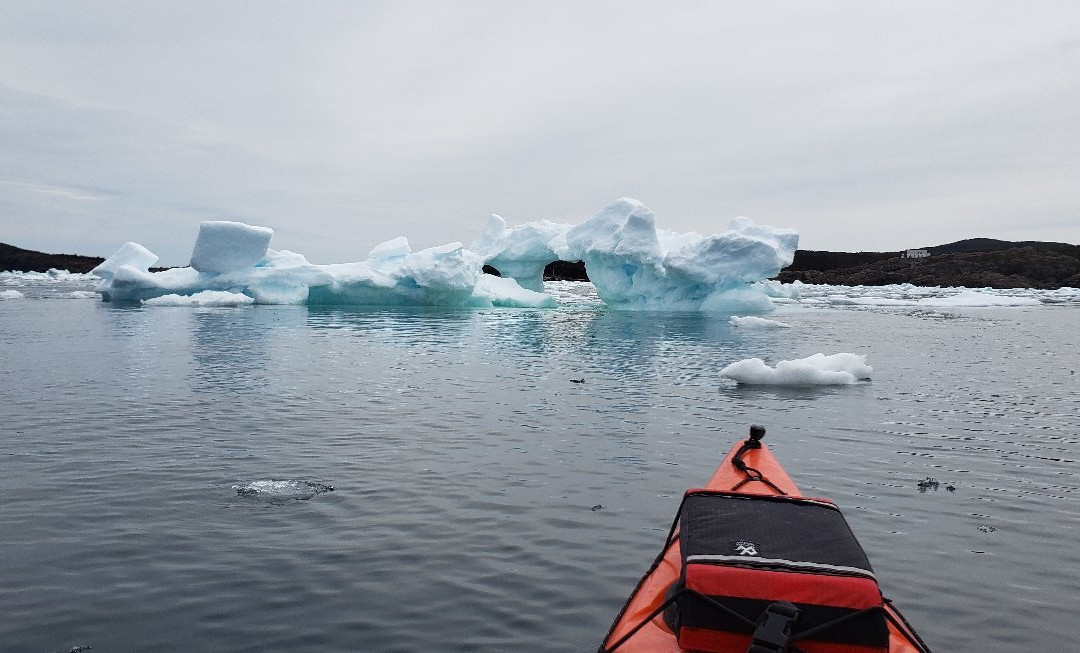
[664,490,888,653]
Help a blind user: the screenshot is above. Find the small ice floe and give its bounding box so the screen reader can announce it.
[928,290,1040,307]
[143,290,255,307]
[730,315,793,329]
[0,289,25,299]
[69,290,99,299]
[234,480,335,501]
[720,352,872,386]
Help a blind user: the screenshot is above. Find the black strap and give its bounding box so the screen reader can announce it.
[731,438,788,495]
[791,604,882,641]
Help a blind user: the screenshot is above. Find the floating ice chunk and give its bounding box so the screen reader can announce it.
[234,480,335,501]
[91,241,159,280]
[189,221,274,273]
[1,270,98,284]
[821,290,1040,307]
[472,215,571,291]
[721,353,872,385]
[473,273,558,308]
[926,290,1041,307]
[69,290,99,299]
[1043,286,1080,303]
[783,284,1057,307]
[143,290,255,306]
[1,289,24,299]
[758,279,803,299]
[730,315,793,328]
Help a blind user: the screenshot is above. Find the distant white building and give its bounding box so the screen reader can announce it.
[903,249,930,259]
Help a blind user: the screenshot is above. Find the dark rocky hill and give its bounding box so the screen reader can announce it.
[777,241,1080,289]
[925,238,1079,257]
[0,242,105,273]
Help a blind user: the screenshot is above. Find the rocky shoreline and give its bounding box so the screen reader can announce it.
[0,242,106,274]
[776,239,1080,289]
[4,238,1079,289]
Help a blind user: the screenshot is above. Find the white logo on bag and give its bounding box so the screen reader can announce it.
[734,541,758,556]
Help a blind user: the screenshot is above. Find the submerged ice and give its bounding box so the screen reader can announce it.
[93,198,798,311]
[234,480,335,501]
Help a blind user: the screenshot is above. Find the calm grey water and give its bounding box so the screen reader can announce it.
[2,279,1078,652]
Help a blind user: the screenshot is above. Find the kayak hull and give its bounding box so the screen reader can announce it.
[599,438,929,653]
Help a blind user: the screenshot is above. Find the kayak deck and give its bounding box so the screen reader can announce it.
[599,435,930,653]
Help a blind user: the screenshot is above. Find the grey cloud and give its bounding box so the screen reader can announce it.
[1,1,1078,265]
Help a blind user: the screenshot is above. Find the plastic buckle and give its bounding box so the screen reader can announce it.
[747,601,800,653]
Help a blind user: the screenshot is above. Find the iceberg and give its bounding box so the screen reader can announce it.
[94,198,799,310]
[720,352,873,385]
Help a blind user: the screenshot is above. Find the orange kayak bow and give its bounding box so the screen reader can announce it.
[599,426,931,653]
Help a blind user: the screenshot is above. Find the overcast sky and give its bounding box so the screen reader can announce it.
[2,1,1078,265]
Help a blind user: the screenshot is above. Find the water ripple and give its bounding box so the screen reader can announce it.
[0,292,1077,651]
